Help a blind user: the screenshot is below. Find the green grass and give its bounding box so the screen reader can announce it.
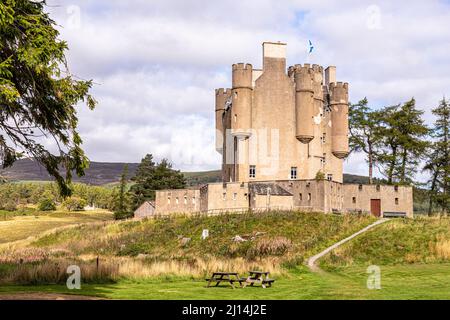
[0,209,113,244]
[1,264,449,300]
[320,217,450,268]
[32,211,376,261]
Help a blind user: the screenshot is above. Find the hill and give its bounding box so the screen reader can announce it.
[1,159,376,186]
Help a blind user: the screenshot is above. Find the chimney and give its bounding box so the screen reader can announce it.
[262,42,287,73]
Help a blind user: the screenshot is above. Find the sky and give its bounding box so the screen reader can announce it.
[44,0,450,179]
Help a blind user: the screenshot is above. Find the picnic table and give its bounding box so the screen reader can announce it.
[205,272,246,289]
[242,271,274,289]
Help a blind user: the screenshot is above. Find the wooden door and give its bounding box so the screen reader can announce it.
[370,199,381,217]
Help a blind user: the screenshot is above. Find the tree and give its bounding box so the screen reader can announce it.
[349,98,382,184]
[62,196,87,211]
[38,197,56,211]
[113,164,132,220]
[423,97,450,215]
[129,155,186,209]
[0,0,96,197]
[376,99,429,184]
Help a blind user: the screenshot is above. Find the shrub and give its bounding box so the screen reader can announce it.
[3,201,17,212]
[38,198,56,211]
[62,197,87,211]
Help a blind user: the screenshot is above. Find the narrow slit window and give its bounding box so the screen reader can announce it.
[291,167,297,180]
[395,198,399,205]
[249,165,256,178]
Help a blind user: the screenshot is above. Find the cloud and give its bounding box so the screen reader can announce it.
[43,0,449,181]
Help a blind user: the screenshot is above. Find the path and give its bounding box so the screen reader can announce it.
[0,293,103,300]
[307,218,389,272]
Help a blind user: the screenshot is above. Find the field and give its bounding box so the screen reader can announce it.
[0,209,113,244]
[0,212,449,300]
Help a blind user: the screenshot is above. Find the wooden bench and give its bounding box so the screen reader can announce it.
[383,212,407,218]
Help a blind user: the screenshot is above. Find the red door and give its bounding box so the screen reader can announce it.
[370,199,381,217]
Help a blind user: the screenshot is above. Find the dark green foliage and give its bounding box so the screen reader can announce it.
[376,99,429,184]
[423,98,450,215]
[113,165,133,220]
[129,154,186,208]
[37,198,56,211]
[349,98,383,184]
[0,0,96,197]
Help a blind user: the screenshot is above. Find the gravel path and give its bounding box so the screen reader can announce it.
[307,218,389,272]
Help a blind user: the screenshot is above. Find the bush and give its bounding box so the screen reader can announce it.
[3,201,17,212]
[62,197,87,211]
[38,198,56,211]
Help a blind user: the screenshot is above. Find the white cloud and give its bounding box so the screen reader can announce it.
[43,0,449,180]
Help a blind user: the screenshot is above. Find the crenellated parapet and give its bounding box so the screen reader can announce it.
[329,82,349,105]
[232,63,253,89]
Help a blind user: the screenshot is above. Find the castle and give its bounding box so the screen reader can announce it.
[150,42,413,218]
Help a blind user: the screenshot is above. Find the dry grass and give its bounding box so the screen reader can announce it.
[434,236,450,260]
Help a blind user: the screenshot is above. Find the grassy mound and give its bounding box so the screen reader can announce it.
[33,211,375,262]
[321,217,450,270]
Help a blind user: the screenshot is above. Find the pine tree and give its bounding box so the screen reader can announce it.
[349,98,382,184]
[377,99,429,184]
[0,1,96,196]
[424,97,450,215]
[129,155,186,209]
[114,164,131,220]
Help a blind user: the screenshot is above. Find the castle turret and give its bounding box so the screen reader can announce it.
[294,64,315,143]
[329,82,349,159]
[231,63,253,139]
[215,88,231,153]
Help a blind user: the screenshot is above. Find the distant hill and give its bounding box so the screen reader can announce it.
[0,158,381,187]
[0,158,139,185]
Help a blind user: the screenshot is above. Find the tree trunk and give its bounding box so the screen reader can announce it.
[387,146,397,184]
[400,148,407,184]
[428,170,438,217]
[368,142,373,185]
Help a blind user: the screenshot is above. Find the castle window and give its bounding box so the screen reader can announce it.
[395,198,399,205]
[290,167,297,180]
[175,197,179,205]
[358,184,363,191]
[327,174,333,181]
[299,193,303,201]
[184,196,187,204]
[322,133,326,144]
[376,185,380,191]
[321,154,326,168]
[234,114,237,123]
[233,193,237,201]
[308,193,312,201]
[167,197,171,205]
[249,165,256,178]
[352,197,356,204]
[394,185,399,192]
[223,193,227,201]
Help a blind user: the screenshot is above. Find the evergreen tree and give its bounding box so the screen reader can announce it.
[377,99,429,184]
[113,164,131,220]
[0,1,96,197]
[424,97,450,215]
[349,98,382,184]
[129,155,186,209]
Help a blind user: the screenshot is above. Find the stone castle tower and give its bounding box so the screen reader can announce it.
[215,42,349,184]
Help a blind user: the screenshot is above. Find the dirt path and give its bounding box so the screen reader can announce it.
[0,293,103,300]
[307,218,389,272]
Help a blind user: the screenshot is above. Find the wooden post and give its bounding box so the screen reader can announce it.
[96,256,99,272]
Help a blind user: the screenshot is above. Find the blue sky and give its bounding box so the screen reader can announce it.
[44,0,450,180]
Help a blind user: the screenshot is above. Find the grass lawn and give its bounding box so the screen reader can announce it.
[0,210,113,244]
[0,264,449,300]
